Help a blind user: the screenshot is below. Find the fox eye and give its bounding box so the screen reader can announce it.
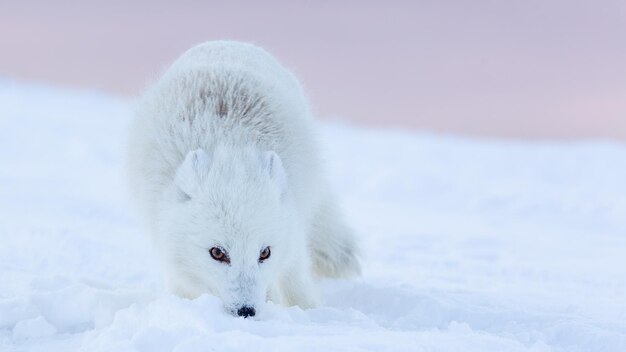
[259,246,271,262]
[209,247,230,264]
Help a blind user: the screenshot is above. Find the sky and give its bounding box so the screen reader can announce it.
[1,0,625,140]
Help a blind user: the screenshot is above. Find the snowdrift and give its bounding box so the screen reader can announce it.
[1,82,625,351]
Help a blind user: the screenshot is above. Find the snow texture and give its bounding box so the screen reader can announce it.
[1,81,625,351]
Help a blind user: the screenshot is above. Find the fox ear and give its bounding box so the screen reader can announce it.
[262,151,287,195]
[175,149,211,198]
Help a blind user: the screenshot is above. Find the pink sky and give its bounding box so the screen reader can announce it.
[1,0,625,140]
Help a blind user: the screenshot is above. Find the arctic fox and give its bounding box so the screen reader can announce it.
[127,41,360,317]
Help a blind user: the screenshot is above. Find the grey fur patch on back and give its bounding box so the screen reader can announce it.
[171,69,283,145]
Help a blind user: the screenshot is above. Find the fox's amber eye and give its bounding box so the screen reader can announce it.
[210,247,229,263]
[259,246,271,262]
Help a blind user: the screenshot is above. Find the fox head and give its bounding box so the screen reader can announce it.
[157,146,297,317]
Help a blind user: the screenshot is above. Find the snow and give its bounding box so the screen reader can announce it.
[1,81,625,351]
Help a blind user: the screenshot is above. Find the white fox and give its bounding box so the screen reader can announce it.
[127,41,360,317]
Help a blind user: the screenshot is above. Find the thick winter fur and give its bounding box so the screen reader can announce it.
[127,41,360,314]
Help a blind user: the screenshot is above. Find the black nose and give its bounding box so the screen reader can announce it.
[237,306,256,318]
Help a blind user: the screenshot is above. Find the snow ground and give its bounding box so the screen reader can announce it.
[1,81,625,351]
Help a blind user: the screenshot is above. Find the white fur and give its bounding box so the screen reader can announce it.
[127,41,360,314]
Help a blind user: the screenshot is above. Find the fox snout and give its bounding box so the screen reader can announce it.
[224,267,264,318]
[236,305,256,318]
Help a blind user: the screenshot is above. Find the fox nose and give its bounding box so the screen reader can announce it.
[237,306,256,318]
